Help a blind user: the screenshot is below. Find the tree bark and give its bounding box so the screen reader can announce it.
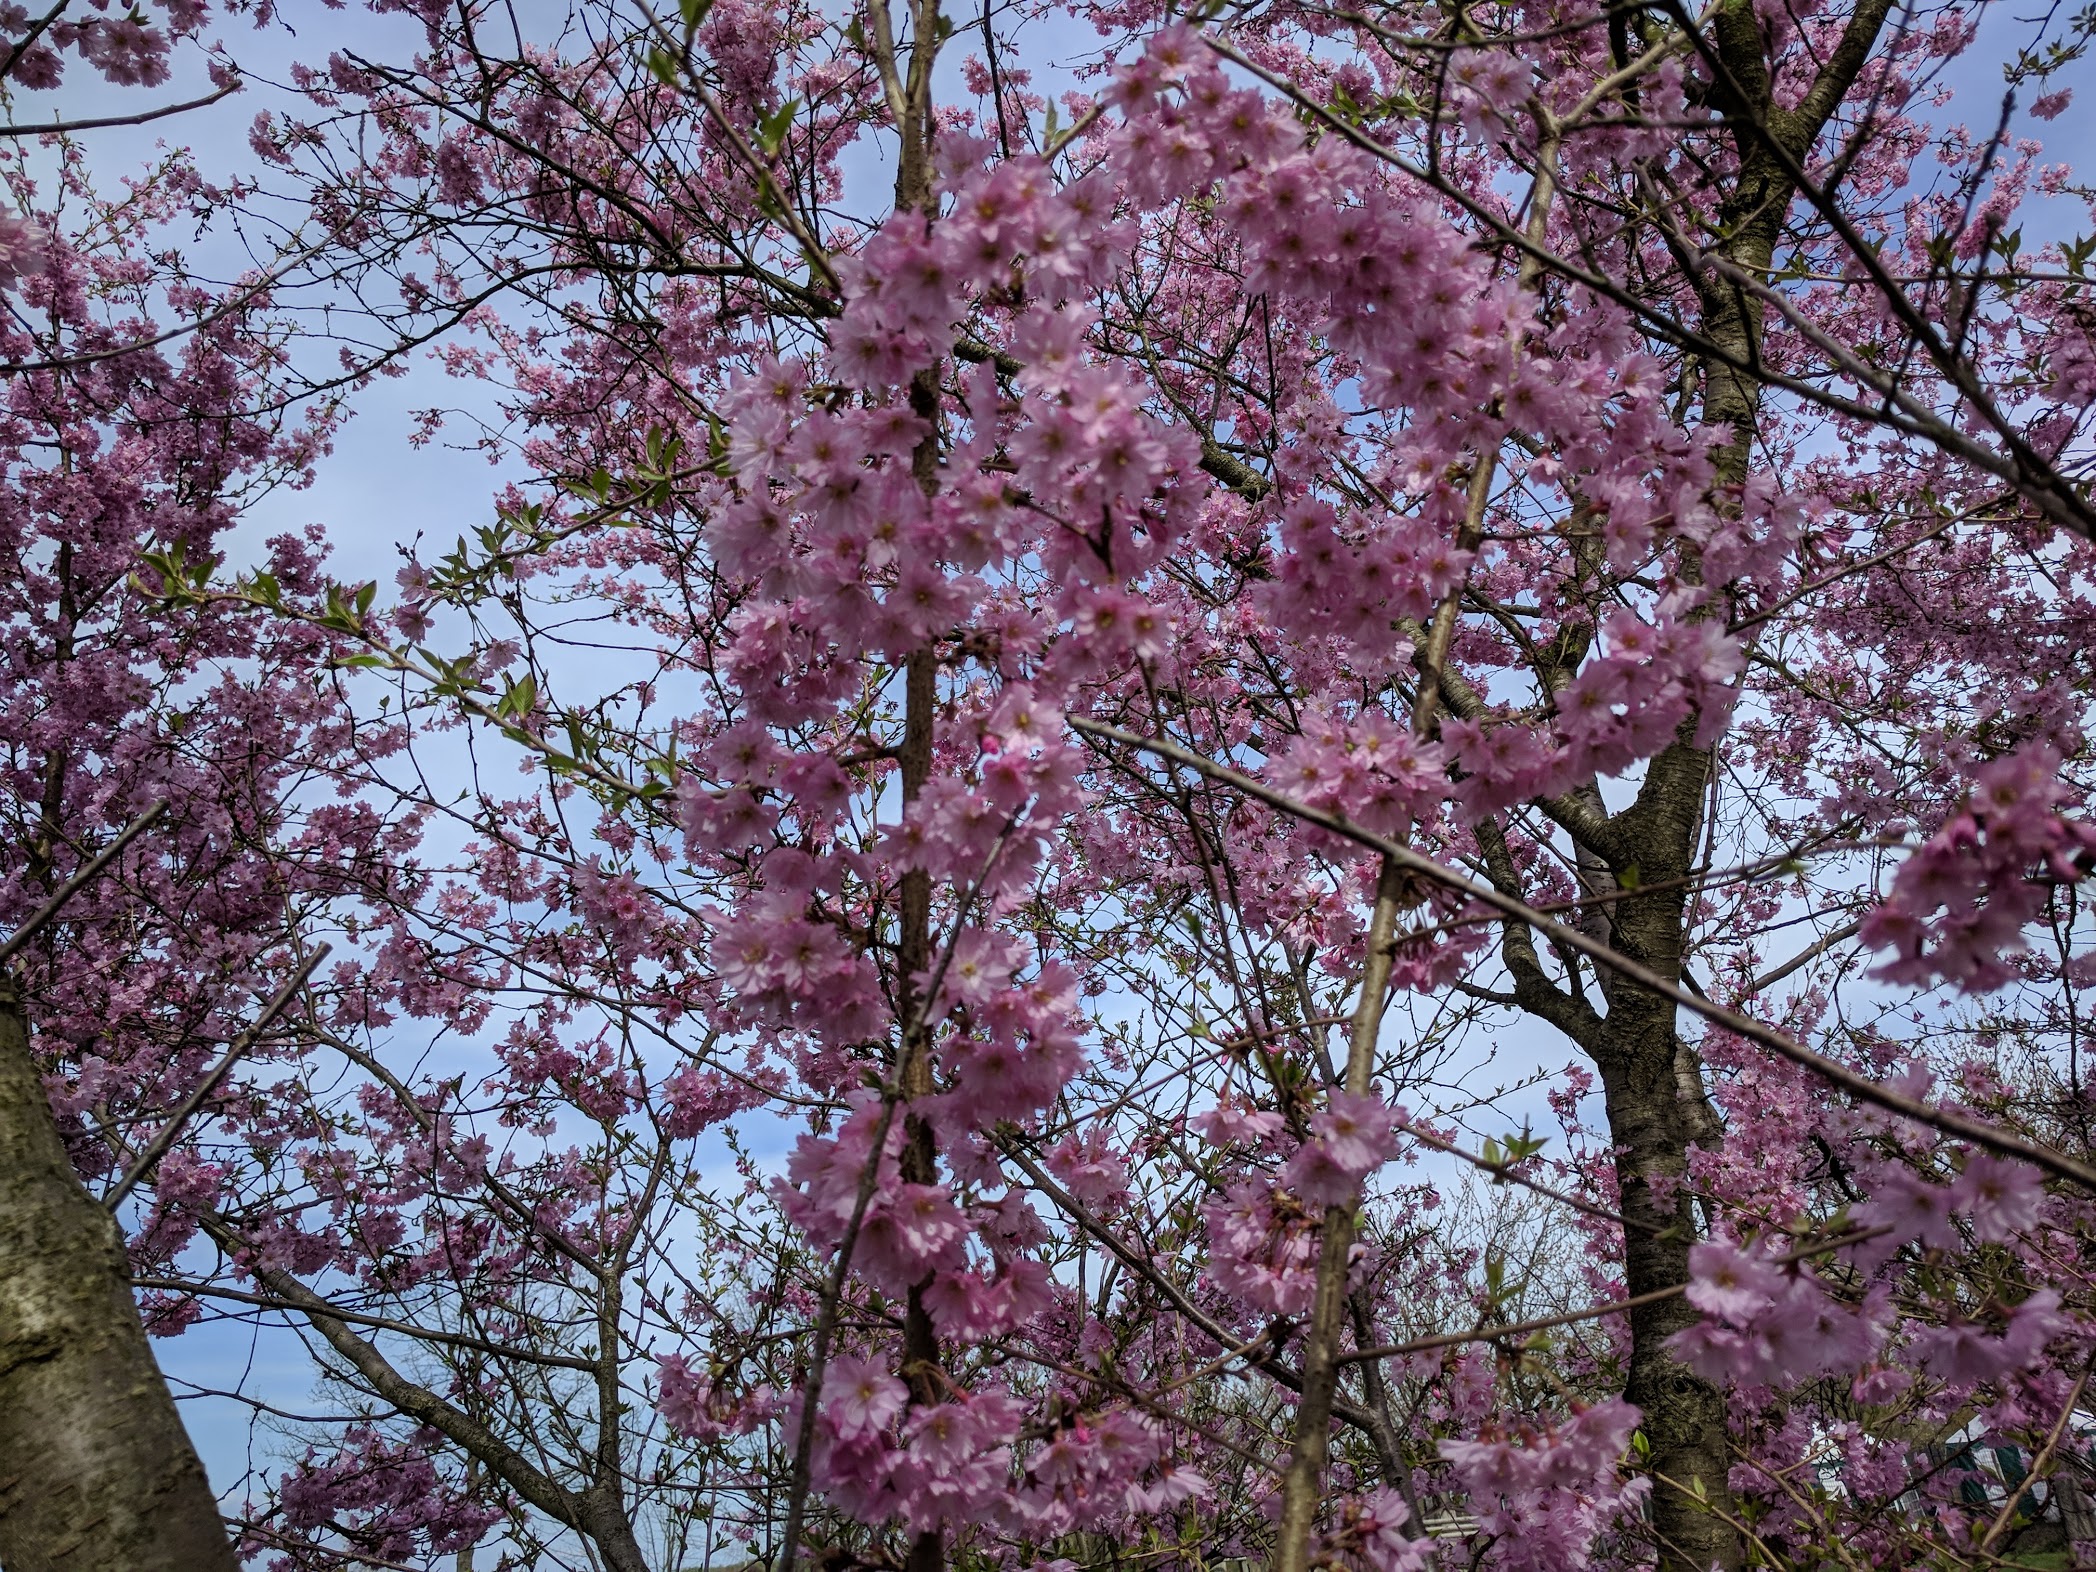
[2056,1462,2096,1568]
[0,979,238,1572]
[893,20,946,1563]
[1274,857,1405,1572]
[1585,743,1739,1572]
[1549,10,1906,1564]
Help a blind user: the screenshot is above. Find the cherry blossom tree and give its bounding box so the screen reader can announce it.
[0,11,400,1555]
[5,0,2096,1567]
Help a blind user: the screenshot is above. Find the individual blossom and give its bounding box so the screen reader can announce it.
[1683,1238,1788,1322]
[0,216,47,290]
[1203,1178,1320,1316]
[921,1257,1053,1341]
[822,1355,908,1442]
[1671,1264,1884,1388]
[1192,1102,1287,1146]
[1045,1126,1131,1210]
[1326,1487,1434,1572]
[1911,1290,2066,1388]
[1952,1150,2046,1242]
[854,1181,972,1296]
[654,1356,770,1441]
[1852,1167,1961,1262]
[1283,1091,1401,1206]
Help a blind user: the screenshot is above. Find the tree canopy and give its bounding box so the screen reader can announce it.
[3,0,2096,1566]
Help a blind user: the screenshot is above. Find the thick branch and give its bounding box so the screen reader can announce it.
[1068,716,2096,1194]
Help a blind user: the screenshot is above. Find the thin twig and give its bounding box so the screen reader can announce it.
[1727,505,1997,635]
[775,1094,902,1572]
[1067,716,2096,1195]
[1393,1112,1646,1233]
[1340,1226,1883,1362]
[4,240,335,376]
[1976,1355,2095,1556]
[129,1275,598,1371]
[1343,1282,1686,1363]
[106,945,329,1207]
[0,802,165,965]
[0,81,238,137]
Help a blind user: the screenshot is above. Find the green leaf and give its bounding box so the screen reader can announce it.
[646,46,682,87]
[755,98,800,158]
[644,425,683,476]
[137,548,181,596]
[703,411,734,475]
[500,672,538,719]
[1504,1128,1548,1163]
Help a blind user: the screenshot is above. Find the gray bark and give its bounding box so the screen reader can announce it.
[2057,1462,2096,1567]
[0,979,238,1572]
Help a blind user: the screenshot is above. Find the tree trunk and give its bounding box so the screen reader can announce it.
[2057,1461,2096,1568]
[1588,746,1741,1572]
[0,980,238,1572]
[1566,6,1900,1555]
